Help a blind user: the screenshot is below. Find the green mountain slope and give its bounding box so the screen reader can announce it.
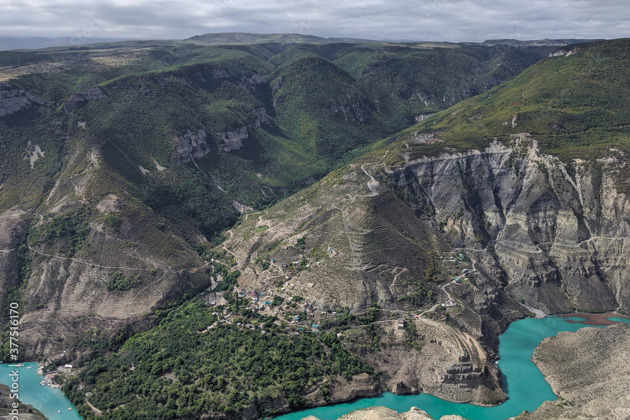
[89,37,630,418]
[271,56,385,160]
[395,38,630,161]
[0,38,556,243]
[0,35,587,419]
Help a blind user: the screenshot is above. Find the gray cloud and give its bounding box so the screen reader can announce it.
[0,0,628,42]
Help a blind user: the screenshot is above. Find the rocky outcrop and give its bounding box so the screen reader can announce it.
[24,141,45,169]
[218,106,271,152]
[228,396,287,420]
[0,384,46,420]
[365,318,506,406]
[328,373,380,402]
[232,200,254,214]
[220,126,248,152]
[387,136,628,314]
[237,72,267,93]
[63,86,107,110]
[304,406,467,420]
[338,406,433,420]
[519,324,630,419]
[414,113,435,122]
[0,83,47,117]
[252,107,270,127]
[548,46,578,57]
[170,129,211,163]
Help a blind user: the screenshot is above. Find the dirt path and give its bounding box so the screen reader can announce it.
[85,400,103,416]
[28,245,171,272]
[27,242,215,278]
[133,272,168,298]
[359,150,389,197]
[388,267,409,311]
[419,282,455,318]
[361,164,380,196]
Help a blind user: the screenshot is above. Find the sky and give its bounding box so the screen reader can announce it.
[1,0,629,43]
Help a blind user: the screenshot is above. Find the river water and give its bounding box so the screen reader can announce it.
[275,315,629,420]
[0,362,81,419]
[1,315,628,420]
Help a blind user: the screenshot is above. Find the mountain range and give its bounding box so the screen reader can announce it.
[0,34,628,419]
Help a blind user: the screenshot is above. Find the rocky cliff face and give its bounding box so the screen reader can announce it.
[520,323,630,420]
[387,135,628,314]
[0,82,48,116]
[223,132,630,407]
[170,129,211,163]
[62,86,107,110]
[364,318,506,405]
[219,126,248,152]
[305,406,467,420]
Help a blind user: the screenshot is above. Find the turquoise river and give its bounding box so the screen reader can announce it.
[0,362,81,419]
[1,315,628,420]
[275,315,630,420]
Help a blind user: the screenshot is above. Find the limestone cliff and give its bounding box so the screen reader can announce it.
[519,324,630,419]
[0,82,48,116]
[223,134,630,405]
[387,136,627,314]
[170,129,211,163]
[303,406,467,420]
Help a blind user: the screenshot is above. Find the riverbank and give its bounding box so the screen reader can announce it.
[0,362,81,420]
[287,314,630,420]
[274,316,602,420]
[522,322,630,419]
[304,406,466,420]
[0,383,46,420]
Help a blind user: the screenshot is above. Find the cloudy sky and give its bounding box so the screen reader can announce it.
[2,0,629,43]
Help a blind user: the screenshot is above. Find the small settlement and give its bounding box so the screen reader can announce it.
[203,284,325,335]
[200,246,480,337]
[39,362,73,389]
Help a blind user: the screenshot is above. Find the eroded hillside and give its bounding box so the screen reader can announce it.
[0,36,555,364]
[520,323,630,419]
[216,39,630,411]
[1,36,624,419]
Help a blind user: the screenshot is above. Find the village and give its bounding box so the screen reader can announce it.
[38,361,73,389]
[201,248,479,336]
[203,285,327,335]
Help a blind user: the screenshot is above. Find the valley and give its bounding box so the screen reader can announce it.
[0,34,629,419]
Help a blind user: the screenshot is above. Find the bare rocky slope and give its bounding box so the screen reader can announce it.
[0,383,46,420]
[387,136,628,315]
[518,324,630,420]
[303,406,466,420]
[0,38,555,365]
[1,38,629,419]
[223,128,630,402]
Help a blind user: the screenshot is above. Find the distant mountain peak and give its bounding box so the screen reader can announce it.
[186,32,375,45]
[482,38,600,47]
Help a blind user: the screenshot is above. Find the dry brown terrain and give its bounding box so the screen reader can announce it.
[519,324,630,420]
